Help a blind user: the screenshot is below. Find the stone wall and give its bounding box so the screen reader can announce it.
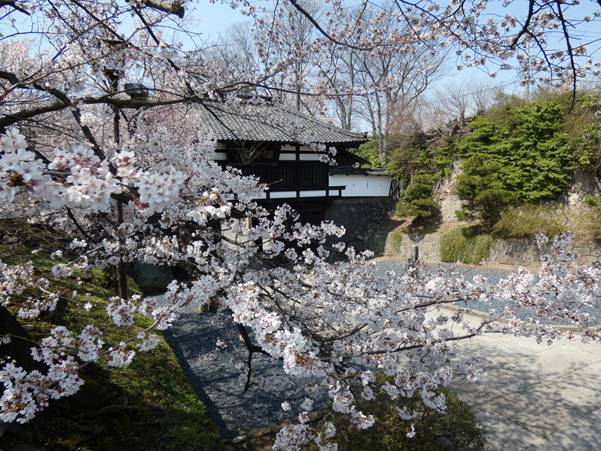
[382,229,601,269]
[488,239,601,268]
[384,227,442,262]
[436,161,465,223]
[324,197,397,255]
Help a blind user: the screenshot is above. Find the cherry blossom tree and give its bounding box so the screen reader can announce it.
[2,1,601,450]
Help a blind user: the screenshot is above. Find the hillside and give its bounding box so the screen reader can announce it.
[382,90,601,267]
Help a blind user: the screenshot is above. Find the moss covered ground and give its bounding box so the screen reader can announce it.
[0,240,222,451]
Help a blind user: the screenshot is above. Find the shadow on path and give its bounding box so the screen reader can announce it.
[452,335,601,450]
[165,312,328,439]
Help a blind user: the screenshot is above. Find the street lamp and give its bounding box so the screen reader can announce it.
[103,57,128,299]
[102,40,152,300]
[124,83,149,99]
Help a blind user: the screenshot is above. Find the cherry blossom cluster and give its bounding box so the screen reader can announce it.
[0,293,169,423]
[0,260,59,320]
[1,326,92,424]
[0,129,241,224]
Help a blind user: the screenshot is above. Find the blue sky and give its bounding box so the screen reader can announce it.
[184,0,601,91]
[185,0,521,100]
[186,1,249,40]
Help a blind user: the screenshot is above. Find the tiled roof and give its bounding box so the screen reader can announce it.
[196,100,367,145]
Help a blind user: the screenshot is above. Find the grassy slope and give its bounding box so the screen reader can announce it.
[439,227,494,265]
[1,243,222,451]
[333,389,485,451]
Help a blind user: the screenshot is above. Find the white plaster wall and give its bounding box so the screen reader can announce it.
[256,190,329,199]
[329,174,391,197]
[281,145,316,151]
[279,153,322,161]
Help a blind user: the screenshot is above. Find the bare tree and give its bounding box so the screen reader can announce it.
[352,10,445,160]
[438,83,470,125]
[252,0,321,111]
[472,81,495,115]
[431,80,498,129]
[213,24,262,77]
[315,45,357,130]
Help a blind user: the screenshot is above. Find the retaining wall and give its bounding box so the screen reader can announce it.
[324,197,397,255]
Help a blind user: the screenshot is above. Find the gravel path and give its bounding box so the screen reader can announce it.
[452,333,601,450]
[163,312,328,439]
[373,259,601,324]
[372,259,511,283]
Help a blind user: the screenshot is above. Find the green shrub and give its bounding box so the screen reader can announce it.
[355,139,384,168]
[471,234,495,264]
[386,131,456,187]
[584,194,601,208]
[564,91,601,171]
[440,228,466,263]
[455,91,601,227]
[440,227,494,264]
[395,173,439,223]
[388,227,404,250]
[493,204,567,239]
[456,156,515,226]
[456,96,573,204]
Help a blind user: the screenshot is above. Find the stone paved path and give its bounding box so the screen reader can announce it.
[452,331,601,450]
[166,308,601,449]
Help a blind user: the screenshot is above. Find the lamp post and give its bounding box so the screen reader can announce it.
[104,65,129,300]
[102,39,152,300]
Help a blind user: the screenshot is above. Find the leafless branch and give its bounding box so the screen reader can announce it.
[555,0,577,109]
[288,0,372,51]
[237,323,270,393]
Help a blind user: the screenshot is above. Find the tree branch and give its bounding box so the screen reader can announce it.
[141,0,185,18]
[288,0,372,51]
[555,0,578,109]
[0,0,29,15]
[511,0,536,49]
[236,323,270,393]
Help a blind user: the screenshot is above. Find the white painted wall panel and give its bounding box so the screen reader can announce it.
[269,190,327,198]
[255,190,330,199]
[329,174,391,197]
[279,153,322,161]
